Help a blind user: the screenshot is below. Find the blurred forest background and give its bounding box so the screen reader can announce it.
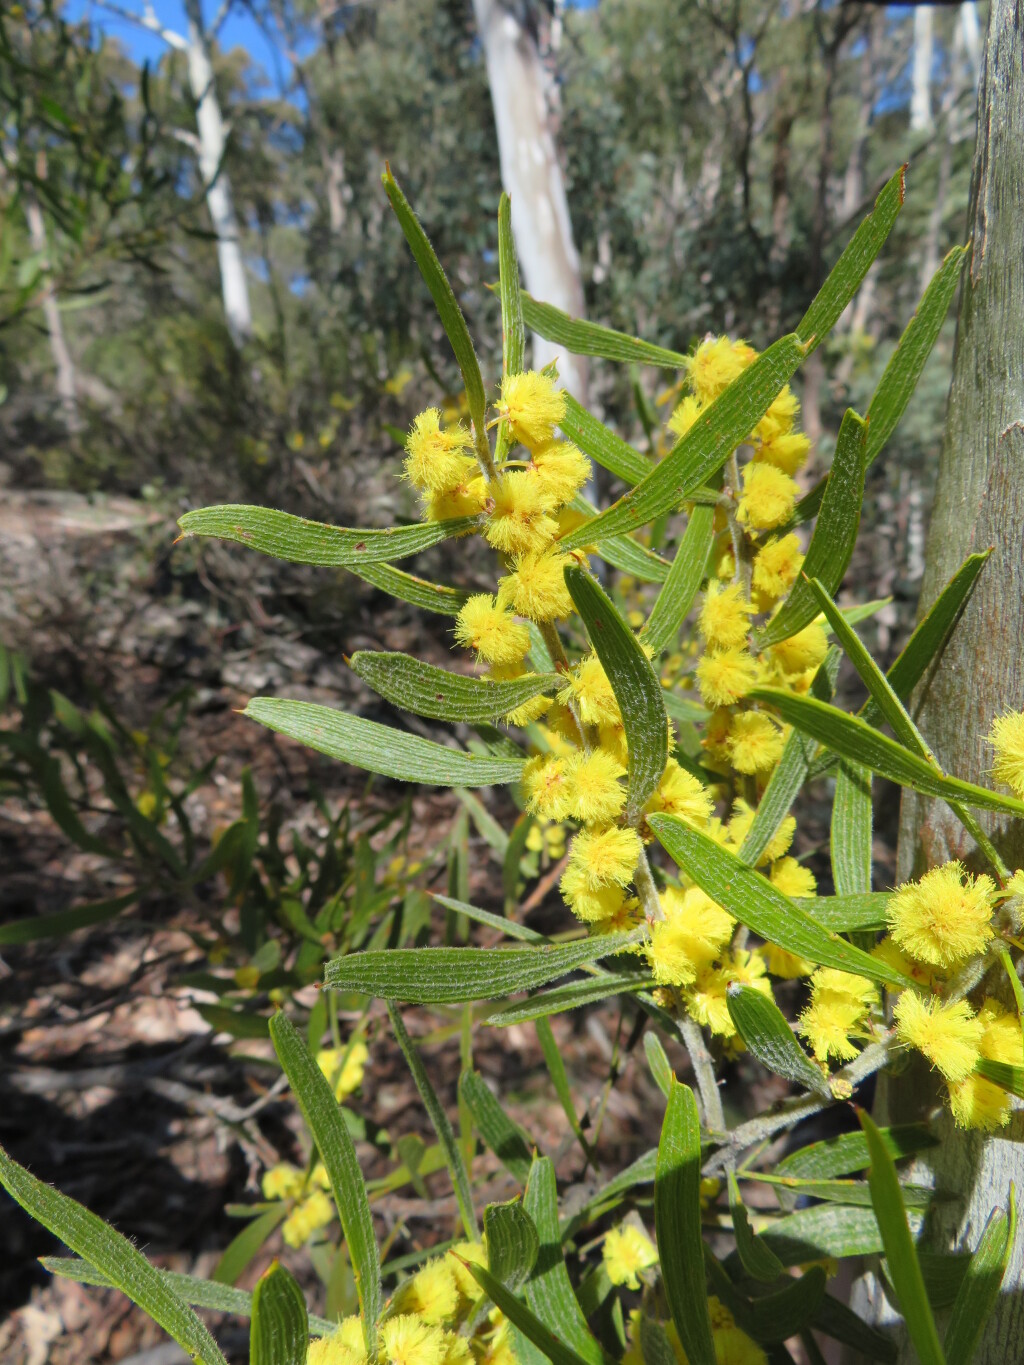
[0,2,988,1361]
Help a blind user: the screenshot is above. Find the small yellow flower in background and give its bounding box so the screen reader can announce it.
[564,826,642,892]
[404,408,474,494]
[1004,869,1024,900]
[498,371,567,449]
[699,581,756,651]
[769,856,817,899]
[560,651,622,727]
[668,394,703,439]
[752,533,804,601]
[987,710,1024,799]
[317,1041,369,1101]
[728,711,785,775]
[646,759,714,827]
[753,431,811,475]
[392,1257,460,1324]
[523,754,573,821]
[530,441,591,507]
[798,968,876,1064]
[281,1188,334,1247]
[564,748,627,826]
[696,647,759,708]
[894,992,983,1084]
[886,862,996,968]
[485,471,559,556]
[769,622,828,678]
[737,462,798,531]
[454,595,530,667]
[647,886,733,987]
[497,547,574,622]
[687,336,757,404]
[261,1162,304,1201]
[603,1224,659,1289]
[379,1315,448,1365]
[307,1316,367,1365]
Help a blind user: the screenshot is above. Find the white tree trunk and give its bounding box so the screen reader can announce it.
[471,0,588,406]
[910,8,934,134]
[23,186,81,434]
[183,0,252,346]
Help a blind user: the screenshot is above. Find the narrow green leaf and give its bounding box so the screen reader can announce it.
[488,972,652,1027]
[831,762,873,897]
[560,1150,659,1238]
[656,1081,715,1365]
[244,699,524,788]
[750,688,1024,819]
[797,168,905,353]
[350,651,558,724]
[325,934,633,1004]
[727,1171,787,1282]
[458,1071,535,1184]
[561,395,653,486]
[250,1262,307,1365]
[213,1206,289,1286]
[643,504,715,655]
[586,524,673,583]
[559,336,805,549]
[943,1191,1015,1365]
[388,1003,478,1240]
[350,560,469,616]
[726,986,830,1098]
[565,566,667,820]
[268,1013,381,1342]
[644,1031,673,1098]
[811,1291,897,1364]
[753,1204,922,1265]
[860,1110,945,1365]
[865,244,967,464]
[496,193,525,463]
[758,409,867,646]
[648,815,912,988]
[974,1059,1024,1098]
[797,893,892,933]
[465,1262,595,1365]
[503,814,535,914]
[178,505,475,568]
[430,893,545,944]
[523,1157,607,1365]
[520,291,689,369]
[0,891,137,946]
[41,1257,337,1336]
[535,1019,591,1156]
[742,1172,935,1209]
[776,1126,937,1182]
[639,1316,678,1365]
[383,167,487,441]
[484,1200,539,1291]
[0,1144,228,1365]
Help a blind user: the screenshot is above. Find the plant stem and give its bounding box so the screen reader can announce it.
[634,845,663,923]
[679,1012,727,1137]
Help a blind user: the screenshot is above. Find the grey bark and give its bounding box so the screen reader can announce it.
[23,184,81,434]
[853,4,1024,1361]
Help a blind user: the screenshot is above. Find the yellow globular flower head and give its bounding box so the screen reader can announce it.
[769,623,828,676]
[602,1225,659,1289]
[686,950,771,1040]
[404,408,475,494]
[668,394,703,439]
[261,1162,303,1201]
[647,886,734,987]
[454,595,530,667]
[728,712,785,775]
[948,998,1023,1131]
[987,710,1024,799]
[752,534,804,601]
[531,441,591,508]
[560,652,621,727]
[894,992,983,1084]
[565,825,642,892]
[426,477,488,523]
[696,648,759,708]
[560,864,632,924]
[447,1242,488,1304]
[487,661,551,726]
[886,862,996,969]
[797,968,876,1064]
[485,471,558,556]
[522,754,574,821]
[753,432,811,476]
[699,581,756,651]
[688,336,757,404]
[281,1188,334,1247]
[379,1316,449,1365]
[755,384,800,444]
[499,371,567,449]
[759,944,813,978]
[871,936,943,992]
[317,1040,369,1101]
[307,1317,368,1365]
[712,1323,769,1365]
[497,547,574,622]
[646,759,714,827]
[737,462,798,531]
[392,1258,460,1325]
[726,799,795,864]
[769,856,817,899]
[564,748,627,826]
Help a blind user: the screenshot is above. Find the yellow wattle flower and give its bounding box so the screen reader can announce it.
[404,408,475,494]
[894,992,983,1084]
[986,709,1024,798]
[498,370,567,449]
[602,1224,659,1289]
[886,861,996,968]
[737,462,798,531]
[454,594,530,667]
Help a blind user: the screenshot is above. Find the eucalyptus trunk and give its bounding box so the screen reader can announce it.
[855,4,1024,1360]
